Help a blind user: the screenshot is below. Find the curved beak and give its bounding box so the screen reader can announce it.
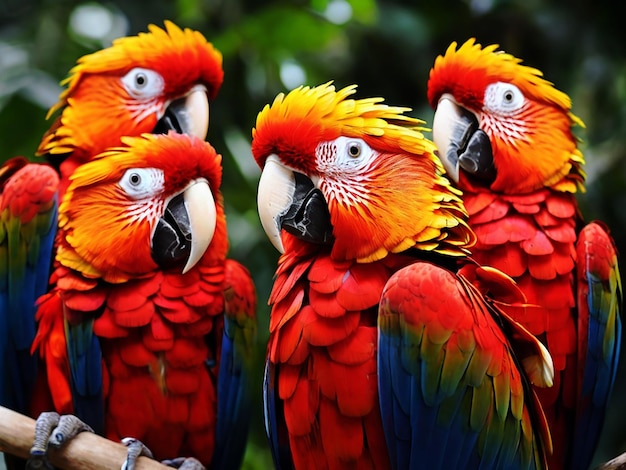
[432,94,495,183]
[151,179,216,273]
[257,154,333,253]
[257,155,295,253]
[154,85,210,140]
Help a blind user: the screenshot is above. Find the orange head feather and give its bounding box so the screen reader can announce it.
[253,82,475,262]
[56,132,226,283]
[427,38,585,194]
[38,21,223,162]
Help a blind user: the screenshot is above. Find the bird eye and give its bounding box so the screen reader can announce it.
[135,73,147,88]
[121,68,165,99]
[484,82,524,114]
[128,172,142,186]
[348,142,362,158]
[119,167,165,199]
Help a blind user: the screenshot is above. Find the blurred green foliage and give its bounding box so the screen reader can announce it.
[1,0,625,468]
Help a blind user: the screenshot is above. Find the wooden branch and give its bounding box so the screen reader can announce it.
[0,405,169,470]
[596,452,626,470]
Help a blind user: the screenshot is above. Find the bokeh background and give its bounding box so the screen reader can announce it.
[1,0,625,468]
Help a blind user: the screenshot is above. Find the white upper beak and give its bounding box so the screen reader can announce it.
[182,179,216,273]
[256,154,297,254]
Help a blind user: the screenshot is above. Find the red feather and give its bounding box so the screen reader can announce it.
[545,193,577,218]
[300,306,361,347]
[327,326,376,365]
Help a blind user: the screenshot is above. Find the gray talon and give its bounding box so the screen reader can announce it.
[31,412,61,455]
[48,414,94,448]
[121,437,155,470]
[120,437,206,470]
[27,412,95,469]
[161,457,206,470]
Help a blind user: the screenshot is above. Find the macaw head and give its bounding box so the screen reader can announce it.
[252,82,475,263]
[38,20,223,165]
[56,132,226,283]
[427,38,585,194]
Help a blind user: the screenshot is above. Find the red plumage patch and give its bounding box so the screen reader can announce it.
[119,338,155,367]
[283,370,318,436]
[165,367,201,395]
[271,287,305,333]
[475,243,527,278]
[544,223,577,243]
[142,325,175,351]
[318,397,366,459]
[336,263,390,311]
[63,288,107,313]
[55,269,98,291]
[309,256,351,293]
[93,311,130,338]
[300,306,360,347]
[112,300,155,327]
[327,326,376,365]
[545,193,577,218]
[474,215,537,245]
[471,198,510,224]
[165,337,208,367]
[275,314,310,364]
[463,191,497,216]
[520,230,554,256]
[150,312,174,341]
[313,349,377,416]
[309,288,347,318]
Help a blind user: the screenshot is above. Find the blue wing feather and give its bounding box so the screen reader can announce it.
[378,261,548,470]
[213,314,252,469]
[379,310,483,470]
[212,259,257,470]
[263,360,294,470]
[0,160,58,415]
[571,222,622,470]
[65,319,104,435]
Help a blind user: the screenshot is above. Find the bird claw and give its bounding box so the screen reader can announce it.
[121,437,154,470]
[26,412,94,470]
[160,457,206,470]
[121,438,205,470]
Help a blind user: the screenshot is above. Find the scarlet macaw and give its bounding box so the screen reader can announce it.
[20,133,256,468]
[252,82,554,469]
[4,132,256,470]
[428,39,622,469]
[38,20,224,196]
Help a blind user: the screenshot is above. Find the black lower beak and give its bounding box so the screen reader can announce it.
[151,193,192,269]
[449,111,496,183]
[280,173,334,246]
[458,129,495,182]
[153,100,185,134]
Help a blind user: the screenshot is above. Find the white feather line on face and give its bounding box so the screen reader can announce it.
[315,136,376,208]
[481,82,531,146]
